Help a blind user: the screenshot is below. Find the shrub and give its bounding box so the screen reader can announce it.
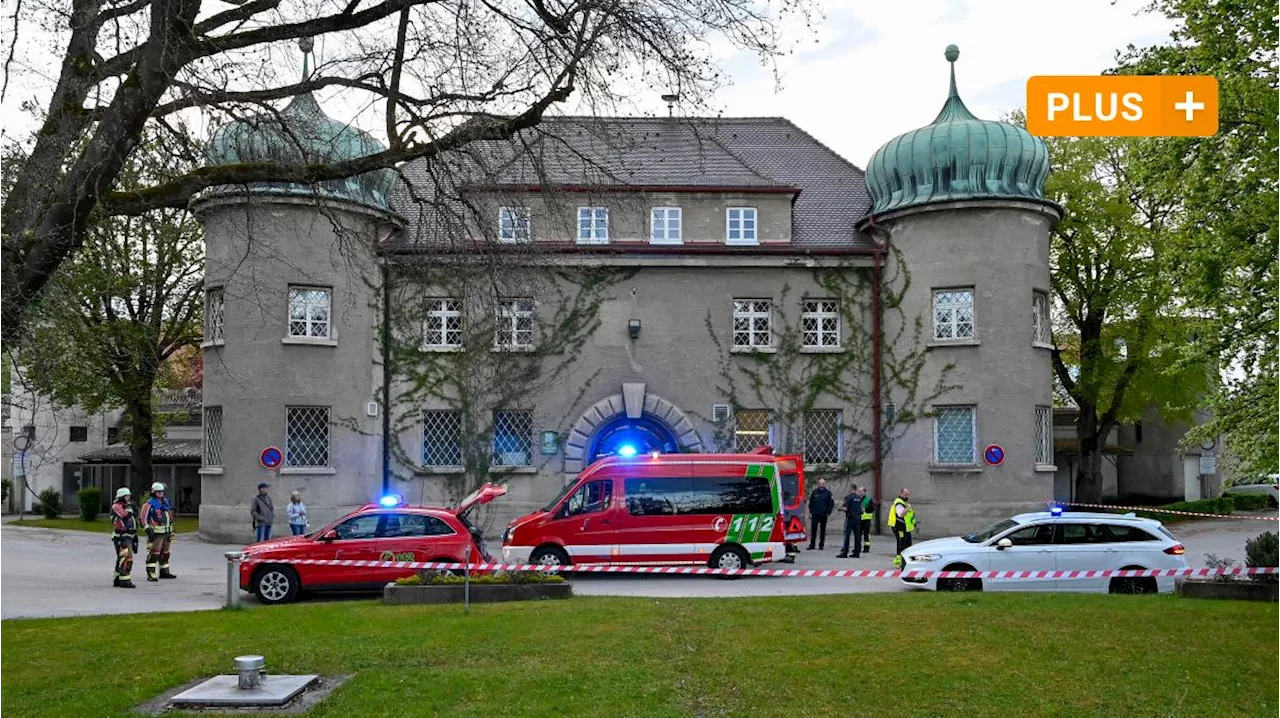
[1245,531,1278,584]
[1,478,11,503]
[1132,496,1234,523]
[77,487,102,521]
[396,570,565,586]
[1224,493,1268,511]
[38,488,61,519]
[1203,554,1238,583]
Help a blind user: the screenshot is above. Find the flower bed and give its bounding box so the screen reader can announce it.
[383,570,572,605]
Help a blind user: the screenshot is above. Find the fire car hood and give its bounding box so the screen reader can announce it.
[456,482,508,515]
[241,534,312,555]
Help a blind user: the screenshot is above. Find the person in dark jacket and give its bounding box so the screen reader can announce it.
[251,482,275,542]
[837,484,861,558]
[807,479,835,550]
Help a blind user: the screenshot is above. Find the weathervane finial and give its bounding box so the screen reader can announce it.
[299,37,314,82]
[945,44,960,98]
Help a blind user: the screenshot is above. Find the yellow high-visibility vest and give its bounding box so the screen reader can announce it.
[888,497,916,533]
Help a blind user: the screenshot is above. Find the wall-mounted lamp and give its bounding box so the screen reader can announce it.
[627,318,642,339]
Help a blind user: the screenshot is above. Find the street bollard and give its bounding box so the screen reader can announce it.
[225,551,243,608]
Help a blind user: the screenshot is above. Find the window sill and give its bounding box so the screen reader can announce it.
[799,346,844,354]
[928,464,983,474]
[1034,463,1059,472]
[197,467,224,476]
[725,240,760,247]
[278,467,337,475]
[1032,341,1056,351]
[416,466,465,475]
[200,340,225,349]
[926,339,980,349]
[648,240,684,246]
[492,346,535,354]
[282,336,338,347]
[422,345,464,353]
[731,346,777,354]
[490,466,539,474]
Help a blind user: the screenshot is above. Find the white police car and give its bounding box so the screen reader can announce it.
[900,508,1188,594]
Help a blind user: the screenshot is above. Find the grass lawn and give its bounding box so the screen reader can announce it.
[8,515,199,533]
[2,593,1275,717]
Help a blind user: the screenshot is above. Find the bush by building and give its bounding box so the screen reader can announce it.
[77,487,102,522]
[38,488,61,519]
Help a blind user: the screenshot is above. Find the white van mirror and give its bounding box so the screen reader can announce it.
[996,538,1013,550]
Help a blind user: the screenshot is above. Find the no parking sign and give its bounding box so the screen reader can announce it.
[260,446,283,470]
[983,444,1005,467]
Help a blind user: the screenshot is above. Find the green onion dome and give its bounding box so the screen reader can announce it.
[206,90,395,212]
[865,45,1053,215]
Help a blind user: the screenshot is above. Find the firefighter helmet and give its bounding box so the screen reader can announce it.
[116,487,132,499]
[151,482,166,492]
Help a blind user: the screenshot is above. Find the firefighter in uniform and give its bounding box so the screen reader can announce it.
[888,488,917,569]
[110,487,138,588]
[140,482,177,581]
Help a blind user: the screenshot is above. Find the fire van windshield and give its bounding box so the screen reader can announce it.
[542,479,578,512]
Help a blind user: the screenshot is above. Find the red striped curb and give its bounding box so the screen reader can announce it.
[1064,501,1280,521]
[238,557,1279,581]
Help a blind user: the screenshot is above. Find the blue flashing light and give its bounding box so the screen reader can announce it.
[1050,505,1064,517]
[379,494,402,508]
[616,445,638,458]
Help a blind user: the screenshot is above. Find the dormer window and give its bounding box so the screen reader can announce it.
[498,206,531,243]
[726,207,758,245]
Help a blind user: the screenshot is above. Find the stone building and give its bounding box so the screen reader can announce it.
[194,46,1066,542]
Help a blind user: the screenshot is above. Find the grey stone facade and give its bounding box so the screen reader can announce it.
[192,106,1063,543]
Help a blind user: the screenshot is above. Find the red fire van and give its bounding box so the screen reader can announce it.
[501,452,795,570]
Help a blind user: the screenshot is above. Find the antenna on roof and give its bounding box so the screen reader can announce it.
[661,93,680,118]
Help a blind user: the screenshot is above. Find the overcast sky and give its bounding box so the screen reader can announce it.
[693,0,1175,167]
[1,0,1174,170]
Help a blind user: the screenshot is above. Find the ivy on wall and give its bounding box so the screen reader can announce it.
[706,249,956,485]
[380,258,633,500]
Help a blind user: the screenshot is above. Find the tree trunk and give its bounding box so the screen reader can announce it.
[1074,402,1109,502]
[127,397,155,496]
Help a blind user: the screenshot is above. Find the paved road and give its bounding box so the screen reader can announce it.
[2,515,1271,619]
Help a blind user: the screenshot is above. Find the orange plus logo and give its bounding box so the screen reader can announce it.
[1026,76,1218,137]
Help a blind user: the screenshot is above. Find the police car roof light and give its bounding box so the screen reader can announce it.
[379,495,402,508]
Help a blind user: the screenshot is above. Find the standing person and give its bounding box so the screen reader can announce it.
[837,484,860,558]
[858,487,874,555]
[888,488,917,569]
[109,487,138,589]
[806,478,834,551]
[286,491,309,535]
[140,482,177,581]
[251,482,275,542]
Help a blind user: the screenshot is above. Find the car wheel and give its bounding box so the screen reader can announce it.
[254,565,300,605]
[937,564,982,592]
[709,545,751,574]
[529,546,570,568]
[1108,566,1157,595]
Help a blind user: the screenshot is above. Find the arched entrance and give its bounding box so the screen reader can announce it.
[563,382,703,474]
[586,413,681,462]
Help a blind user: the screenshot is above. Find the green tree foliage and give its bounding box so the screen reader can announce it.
[16,132,203,491]
[1115,0,1278,476]
[1045,133,1211,501]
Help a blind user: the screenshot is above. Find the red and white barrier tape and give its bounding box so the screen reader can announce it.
[1063,502,1280,521]
[239,556,1279,581]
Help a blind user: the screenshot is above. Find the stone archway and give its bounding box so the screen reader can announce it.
[563,382,703,474]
